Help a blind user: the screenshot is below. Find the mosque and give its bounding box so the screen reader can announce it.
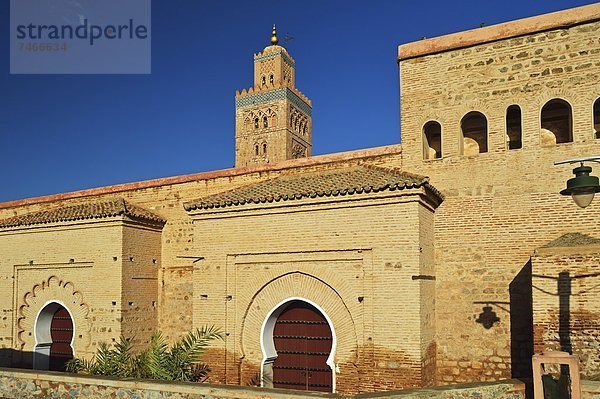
[0,3,599,394]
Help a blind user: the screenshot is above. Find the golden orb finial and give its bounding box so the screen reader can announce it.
[270,24,278,45]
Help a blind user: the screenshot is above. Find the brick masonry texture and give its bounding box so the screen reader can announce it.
[0,3,599,395]
[397,5,600,385]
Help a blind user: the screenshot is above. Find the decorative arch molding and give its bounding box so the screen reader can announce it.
[533,90,575,110]
[239,272,358,369]
[17,276,91,352]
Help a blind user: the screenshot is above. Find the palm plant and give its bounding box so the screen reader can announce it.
[66,337,138,377]
[145,327,222,382]
[66,326,222,382]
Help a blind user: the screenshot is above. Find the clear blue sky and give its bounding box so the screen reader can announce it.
[0,0,596,202]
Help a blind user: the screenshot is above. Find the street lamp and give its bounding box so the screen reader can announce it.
[555,156,600,208]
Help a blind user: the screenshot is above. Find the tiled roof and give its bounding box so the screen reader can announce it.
[0,199,166,229]
[184,166,442,211]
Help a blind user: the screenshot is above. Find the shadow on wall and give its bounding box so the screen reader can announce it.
[0,348,68,372]
[509,261,534,380]
[0,348,35,370]
[531,270,600,355]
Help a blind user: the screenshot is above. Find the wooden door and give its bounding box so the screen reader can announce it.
[49,306,73,371]
[272,301,333,392]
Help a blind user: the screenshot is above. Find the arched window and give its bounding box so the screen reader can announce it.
[423,121,442,160]
[261,76,266,86]
[263,116,268,128]
[269,74,274,84]
[461,111,488,155]
[506,105,522,150]
[254,117,259,129]
[541,99,572,145]
[263,143,267,155]
[254,144,259,156]
[594,98,600,139]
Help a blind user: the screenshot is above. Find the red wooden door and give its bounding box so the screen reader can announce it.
[49,306,73,371]
[272,302,333,392]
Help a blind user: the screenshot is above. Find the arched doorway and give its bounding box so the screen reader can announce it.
[262,300,334,392]
[34,302,74,371]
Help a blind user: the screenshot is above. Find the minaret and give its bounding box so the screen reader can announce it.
[235,25,313,168]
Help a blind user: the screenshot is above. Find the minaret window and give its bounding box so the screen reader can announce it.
[234,25,312,168]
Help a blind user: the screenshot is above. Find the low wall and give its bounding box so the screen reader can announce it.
[0,368,529,399]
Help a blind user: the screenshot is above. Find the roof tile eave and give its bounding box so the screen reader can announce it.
[185,166,434,212]
[0,198,166,229]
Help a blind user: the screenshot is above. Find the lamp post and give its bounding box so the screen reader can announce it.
[555,156,600,208]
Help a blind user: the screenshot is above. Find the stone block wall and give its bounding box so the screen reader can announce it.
[0,368,528,399]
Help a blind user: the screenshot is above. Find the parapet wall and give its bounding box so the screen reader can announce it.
[0,368,527,399]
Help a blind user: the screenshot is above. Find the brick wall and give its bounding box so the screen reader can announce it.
[0,150,400,385]
[398,11,600,384]
[0,219,126,365]
[121,222,162,350]
[190,189,437,393]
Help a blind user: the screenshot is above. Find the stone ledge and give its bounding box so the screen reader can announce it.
[0,367,336,399]
[0,368,538,399]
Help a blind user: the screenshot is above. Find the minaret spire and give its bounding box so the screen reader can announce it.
[270,24,278,45]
